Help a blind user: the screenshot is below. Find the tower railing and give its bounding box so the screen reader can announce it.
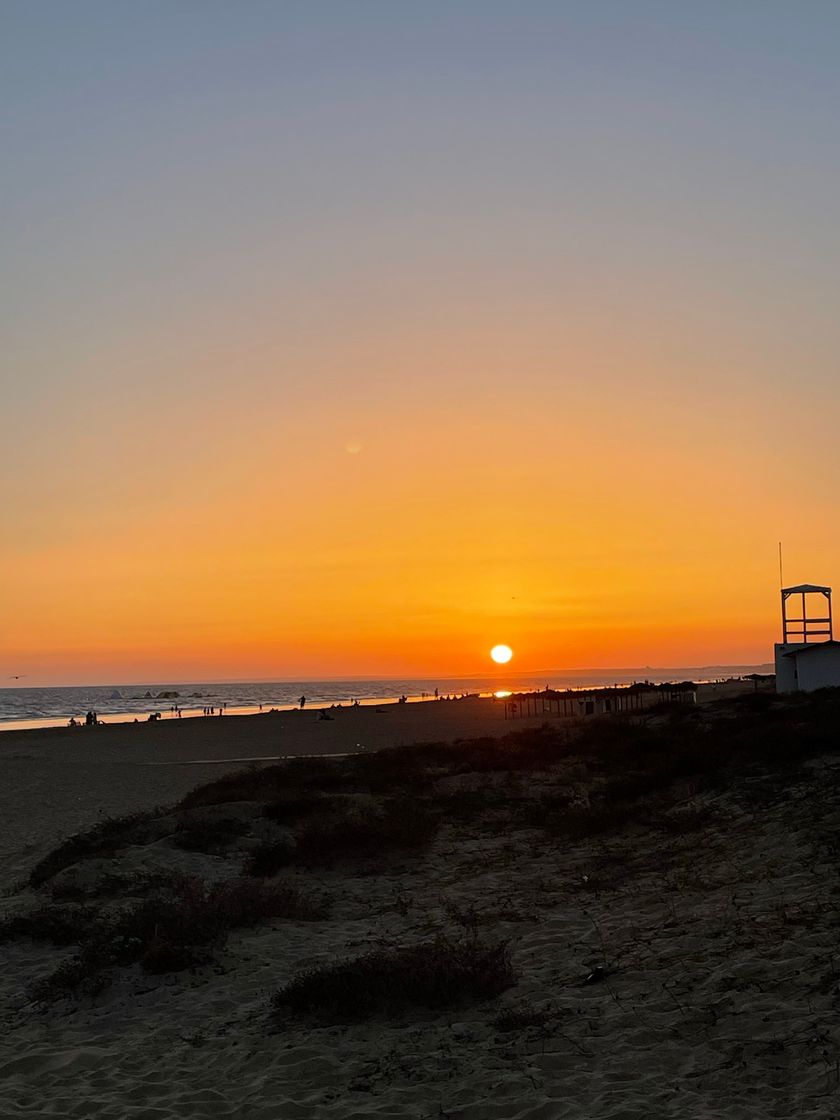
[781,585,833,644]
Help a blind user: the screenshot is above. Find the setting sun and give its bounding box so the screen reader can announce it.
[490,644,513,664]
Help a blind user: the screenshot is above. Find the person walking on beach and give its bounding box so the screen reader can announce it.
[299,695,306,709]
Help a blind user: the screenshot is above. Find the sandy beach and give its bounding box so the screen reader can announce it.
[2,693,840,1118]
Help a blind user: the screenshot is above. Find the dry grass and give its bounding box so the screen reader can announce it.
[295,799,438,866]
[0,903,101,946]
[24,875,327,999]
[170,814,251,854]
[272,933,516,1021]
[29,809,169,887]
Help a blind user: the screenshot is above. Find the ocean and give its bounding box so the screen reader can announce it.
[0,665,772,731]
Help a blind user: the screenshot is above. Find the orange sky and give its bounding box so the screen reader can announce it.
[5,5,840,684]
[5,305,834,683]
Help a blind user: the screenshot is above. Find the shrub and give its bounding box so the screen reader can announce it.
[387,728,570,776]
[437,785,509,824]
[177,766,290,810]
[516,791,574,832]
[49,869,182,902]
[171,815,250,853]
[31,954,112,1001]
[178,757,344,810]
[112,877,325,970]
[245,840,296,877]
[28,875,325,998]
[551,803,635,840]
[141,935,211,974]
[295,800,438,866]
[601,769,672,804]
[209,876,326,925]
[272,934,516,1021]
[29,810,167,887]
[342,749,433,794]
[0,904,100,946]
[263,793,339,824]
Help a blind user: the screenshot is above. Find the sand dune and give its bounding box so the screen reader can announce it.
[2,696,840,1118]
[0,698,528,886]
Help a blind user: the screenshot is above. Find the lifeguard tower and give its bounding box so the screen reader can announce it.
[775,584,840,692]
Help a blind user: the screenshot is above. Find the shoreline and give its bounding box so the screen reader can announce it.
[0,690,486,735]
[0,673,772,734]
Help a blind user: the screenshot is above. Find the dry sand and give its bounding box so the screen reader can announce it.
[2,697,840,1118]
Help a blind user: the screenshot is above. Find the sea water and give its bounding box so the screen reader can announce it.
[0,665,771,731]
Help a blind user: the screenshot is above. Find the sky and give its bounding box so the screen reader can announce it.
[3,1,840,685]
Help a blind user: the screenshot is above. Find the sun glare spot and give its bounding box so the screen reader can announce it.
[490,644,513,664]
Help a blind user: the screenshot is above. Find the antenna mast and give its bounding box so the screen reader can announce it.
[778,542,784,590]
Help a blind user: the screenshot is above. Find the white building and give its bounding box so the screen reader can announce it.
[774,583,840,692]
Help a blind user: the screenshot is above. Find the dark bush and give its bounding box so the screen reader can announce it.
[31,954,112,1001]
[272,934,515,1021]
[245,839,296,877]
[178,766,293,810]
[342,748,433,794]
[601,769,672,804]
[295,800,438,866]
[111,876,325,970]
[516,791,574,832]
[437,786,505,823]
[29,810,167,887]
[0,904,100,945]
[263,793,340,824]
[209,876,326,925]
[28,875,325,997]
[141,935,211,974]
[171,814,251,853]
[49,869,182,903]
[178,756,366,810]
[552,803,635,840]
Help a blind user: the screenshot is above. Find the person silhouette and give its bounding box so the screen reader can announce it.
[298,695,306,709]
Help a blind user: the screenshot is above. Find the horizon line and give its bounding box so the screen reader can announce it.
[1,661,775,690]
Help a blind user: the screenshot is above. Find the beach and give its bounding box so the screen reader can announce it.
[2,692,840,1118]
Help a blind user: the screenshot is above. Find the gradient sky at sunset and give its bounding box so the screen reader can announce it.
[4,2,840,684]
